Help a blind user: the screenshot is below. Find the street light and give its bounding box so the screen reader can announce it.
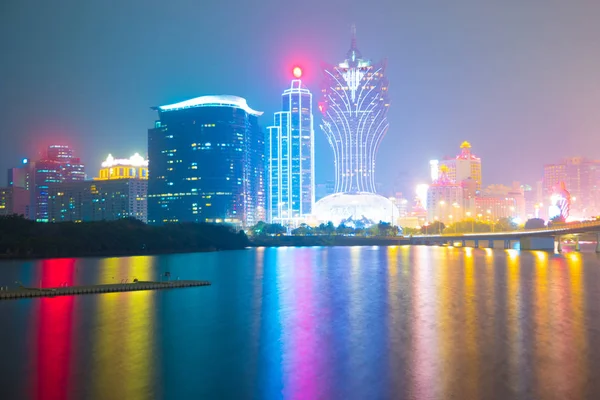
[466,211,473,233]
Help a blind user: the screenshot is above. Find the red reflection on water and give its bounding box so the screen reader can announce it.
[35,259,76,400]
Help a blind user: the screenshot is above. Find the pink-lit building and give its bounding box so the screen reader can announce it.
[543,157,600,218]
[427,166,464,224]
[432,141,482,192]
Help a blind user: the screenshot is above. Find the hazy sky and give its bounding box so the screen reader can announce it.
[2,0,600,195]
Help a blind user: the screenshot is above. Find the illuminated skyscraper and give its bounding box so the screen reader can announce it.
[319,26,390,194]
[25,145,86,222]
[148,95,265,227]
[267,67,315,225]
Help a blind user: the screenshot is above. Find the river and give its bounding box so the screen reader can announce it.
[1,245,600,399]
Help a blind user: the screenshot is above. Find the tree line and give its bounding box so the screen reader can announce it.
[0,215,249,259]
[249,221,401,238]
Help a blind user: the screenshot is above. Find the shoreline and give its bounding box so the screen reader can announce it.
[0,246,240,261]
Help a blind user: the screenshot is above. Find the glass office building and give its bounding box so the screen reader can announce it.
[148,95,265,228]
[267,73,315,225]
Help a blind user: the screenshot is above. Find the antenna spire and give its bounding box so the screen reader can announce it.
[351,23,357,49]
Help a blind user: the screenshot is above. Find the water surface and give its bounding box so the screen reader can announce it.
[1,245,600,399]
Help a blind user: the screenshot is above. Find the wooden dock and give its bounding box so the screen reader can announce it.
[0,280,211,300]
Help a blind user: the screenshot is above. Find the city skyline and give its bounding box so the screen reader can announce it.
[3,1,600,194]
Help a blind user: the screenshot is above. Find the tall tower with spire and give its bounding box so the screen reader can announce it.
[319,26,390,194]
[267,66,315,225]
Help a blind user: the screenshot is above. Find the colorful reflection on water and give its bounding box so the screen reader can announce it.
[2,246,600,399]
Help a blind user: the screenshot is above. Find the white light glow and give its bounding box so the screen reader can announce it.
[102,153,148,168]
[429,160,439,182]
[158,95,263,116]
[312,192,399,225]
[416,184,429,209]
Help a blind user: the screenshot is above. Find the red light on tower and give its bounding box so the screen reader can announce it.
[292,66,303,79]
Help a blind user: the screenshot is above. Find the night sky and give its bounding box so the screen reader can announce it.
[2,1,600,195]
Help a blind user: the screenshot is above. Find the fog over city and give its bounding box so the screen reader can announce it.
[2,0,600,193]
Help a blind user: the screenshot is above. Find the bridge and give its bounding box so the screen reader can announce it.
[409,220,600,252]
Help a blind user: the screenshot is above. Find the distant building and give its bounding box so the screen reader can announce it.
[267,69,315,225]
[47,154,148,223]
[475,196,519,221]
[435,141,482,192]
[480,183,525,221]
[148,95,265,227]
[14,145,87,222]
[7,158,33,191]
[427,166,464,224]
[0,186,30,217]
[543,157,600,218]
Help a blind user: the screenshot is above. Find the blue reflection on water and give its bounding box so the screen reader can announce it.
[0,246,600,399]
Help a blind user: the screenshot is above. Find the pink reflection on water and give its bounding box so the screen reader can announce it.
[410,247,438,398]
[34,259,76,400]
[281,248,321,400]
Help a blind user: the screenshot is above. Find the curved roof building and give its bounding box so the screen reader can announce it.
[148,95,265,227]
[319,27,390,194]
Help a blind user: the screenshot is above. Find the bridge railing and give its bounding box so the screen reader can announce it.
[412,220,600,239]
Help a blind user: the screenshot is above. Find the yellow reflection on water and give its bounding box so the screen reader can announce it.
[92,258,156,399]
[386,245,399,394]
[506,249,523,391]
[401,245,410,276]
[533,250,550,397]
[463,247,480,399]
[565,251,588,398]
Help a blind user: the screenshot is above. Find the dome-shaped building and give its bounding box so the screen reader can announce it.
[312,192,399,226]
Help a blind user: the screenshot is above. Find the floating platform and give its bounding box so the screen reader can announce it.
[0,280,211,300]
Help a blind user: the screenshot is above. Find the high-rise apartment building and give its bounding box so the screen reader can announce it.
[267,68,315,225]
[47,154,148,223]
[148,95,265,227]
[319,27,390,194]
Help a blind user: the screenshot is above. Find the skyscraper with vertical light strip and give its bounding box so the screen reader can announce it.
[319,26,390,194]
[267,67,315,225]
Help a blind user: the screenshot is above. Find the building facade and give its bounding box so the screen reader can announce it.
[148,95,265,227]
[267,72,315,225]
[23,145,87,222]
[47,154,148,223]
[433,142,482,192]
[0,186,30,217]
[543,157,600,218]
[426,167,464,224]
[319,27,390,194]
[48,179,148,223]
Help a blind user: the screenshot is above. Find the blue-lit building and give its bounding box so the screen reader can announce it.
[267,70,315,225]
[148,95,265,227]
